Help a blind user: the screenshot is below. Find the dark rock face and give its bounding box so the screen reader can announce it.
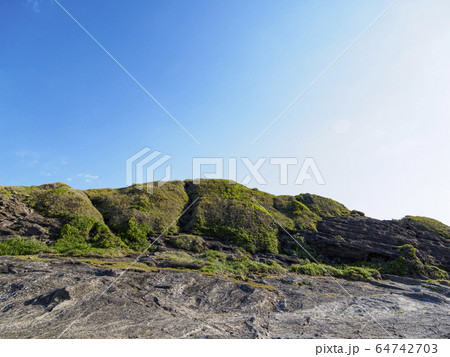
[24,287,71,312]
[289,216,450,270]
[0,196,60,242]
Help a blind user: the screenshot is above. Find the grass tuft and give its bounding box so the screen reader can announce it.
[0,237,47,255]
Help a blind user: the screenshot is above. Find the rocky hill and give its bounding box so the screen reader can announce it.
[1,180,449,279]
[0,180,449,338]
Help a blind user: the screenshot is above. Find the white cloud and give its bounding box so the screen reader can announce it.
[15,150,40,158]
[39,170,53,177]
[77,174,99,181]
[27,0,41,13]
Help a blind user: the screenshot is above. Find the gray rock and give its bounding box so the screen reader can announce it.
[0,256,448,339]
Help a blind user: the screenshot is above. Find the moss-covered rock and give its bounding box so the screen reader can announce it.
[296,193,350,218]
[273,195,320,231]
[85,181,188,235]
[6,183,104,221]
[185,180,294,254]
[167,234,206,253]
[52,215,125,255]
[401,216,450,240]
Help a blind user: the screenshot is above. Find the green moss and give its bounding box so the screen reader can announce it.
[200,250,285,276]
[86,181,188,235]
[154,248,285,277]
[291,262,333,275]
[398,244,417,259]
[131,200,153,212]
[51,215,125,256]
[401,216,450,239]
[187,180,293,254]
[0,237,47,255]
[355,257,449,280]
[293,280,313,287]
[0,187,13,197]
[273,196,319,231]
[423,265,449,280]
[296,193,350,218]
[8,183,104,221]
[186,181,354,254]
[279,233,321,261]
[290,262,381,280]
[81,258,157,272]
[167,235,205,253]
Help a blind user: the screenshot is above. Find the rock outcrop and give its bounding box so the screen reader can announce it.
[0,256,449,338]
[290,216,450,270]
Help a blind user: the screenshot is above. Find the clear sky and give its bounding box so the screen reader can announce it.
[1,0,449,225]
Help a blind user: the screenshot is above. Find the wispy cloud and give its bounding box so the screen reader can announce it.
[27,0,42,13]
[77,174,99,183]
[39,170,54,177]
[15,150,41,167]
[15,150,41,159]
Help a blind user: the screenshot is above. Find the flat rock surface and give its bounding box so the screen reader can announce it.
[0,256,449,339]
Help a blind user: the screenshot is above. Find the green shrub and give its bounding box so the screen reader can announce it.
[0,237,47,255]
[52,215,124,255]
[121,217,151,250]
[52,226,92,255]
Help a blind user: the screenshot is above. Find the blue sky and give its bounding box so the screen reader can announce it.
[1,0,450,224]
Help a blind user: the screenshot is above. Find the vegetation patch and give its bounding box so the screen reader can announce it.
[51,215,125,256]
[167,235,206,253]
[0,237,47,255]
[353,255,449,281]
[187,180,294,254]
[120,217,152,251]
[279,233,321,261]
[85,181,188,235]
[295,193,350,218]
[273,196,319,231]
[401,216,450,239]
[290,261,381,280]
[200,250,285,277]
[81,258,157,272]
[24,183,104,220]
